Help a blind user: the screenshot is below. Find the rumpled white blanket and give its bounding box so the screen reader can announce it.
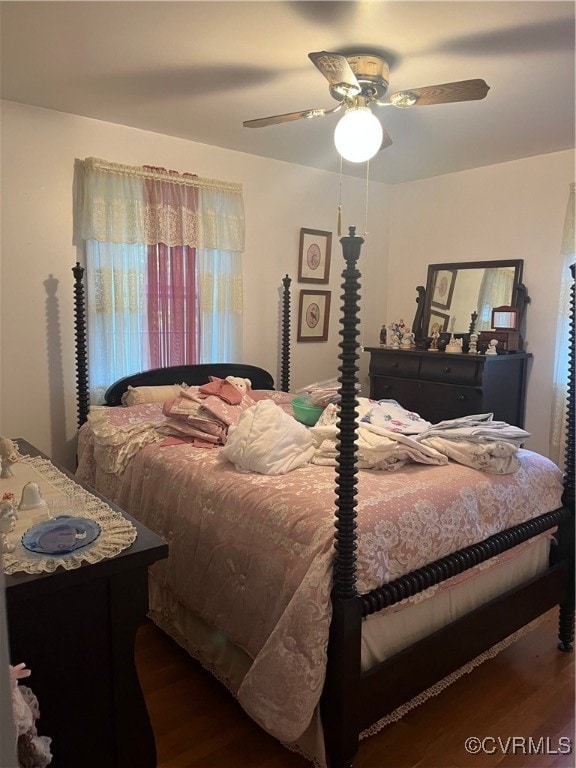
[220,400,315,475]
[420,436,521,474]
[310,399,448,470]
[416,413,530,446]
[312,401,528,474]
[414,413,530,474]
[361,399,432,434]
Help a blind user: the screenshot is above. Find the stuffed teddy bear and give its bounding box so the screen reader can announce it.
[225,376,252,393]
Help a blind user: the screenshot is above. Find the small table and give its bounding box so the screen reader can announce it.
[4,440,168,768]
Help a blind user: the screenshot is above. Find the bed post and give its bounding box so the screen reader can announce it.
[321,227,364,768]
[557,263,575,652]
[73,262,89,426]
[281,274,291,392]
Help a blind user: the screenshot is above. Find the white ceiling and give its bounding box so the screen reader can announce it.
[1,1,574,184]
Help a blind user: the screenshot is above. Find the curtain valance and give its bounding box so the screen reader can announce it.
[80,157,245,251]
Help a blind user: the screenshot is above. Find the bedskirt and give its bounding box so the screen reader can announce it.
[145,529,552,767]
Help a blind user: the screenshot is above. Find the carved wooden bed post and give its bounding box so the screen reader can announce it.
[280,274,291,392]
[73,262,89,426]
[557,262,575,652]
[321,226,365,768]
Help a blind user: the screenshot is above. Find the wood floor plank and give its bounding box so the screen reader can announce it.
[136,609,575,768]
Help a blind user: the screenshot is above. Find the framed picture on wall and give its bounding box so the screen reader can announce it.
[297,290,331,342]
[298,228,332,283]
[428,310,450,336]
[431,269,456,309]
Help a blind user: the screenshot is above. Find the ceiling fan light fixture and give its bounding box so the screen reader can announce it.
[334,106,383,163]
[332,81,362,98]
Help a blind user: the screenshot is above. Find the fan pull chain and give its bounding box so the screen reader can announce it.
[358,159,371,352]
[364,159,370,238]
[337,155,343,237]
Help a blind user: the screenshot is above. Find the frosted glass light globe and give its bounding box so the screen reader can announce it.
[334,107,383,163]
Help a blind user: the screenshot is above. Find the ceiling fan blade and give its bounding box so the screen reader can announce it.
[390,79,490,107]
[308,51,361,97]
[243,107,331,128]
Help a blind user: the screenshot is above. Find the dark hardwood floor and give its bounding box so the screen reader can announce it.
[136,609,575,768]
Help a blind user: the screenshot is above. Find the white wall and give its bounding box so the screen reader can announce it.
[385,150,575,457]
[1,101,572,466]
[0,101,389,469]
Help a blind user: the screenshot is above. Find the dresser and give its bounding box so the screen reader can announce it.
[4,440,168,768]
[365,347,531,427]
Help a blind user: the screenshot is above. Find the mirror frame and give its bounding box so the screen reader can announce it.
[416,259,525,341]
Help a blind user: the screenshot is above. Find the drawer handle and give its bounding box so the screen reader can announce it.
[392,362,399,368]
[458,395,465,401]
[443,367,451,374]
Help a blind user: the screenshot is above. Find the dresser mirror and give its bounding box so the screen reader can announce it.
[416,259,526,340]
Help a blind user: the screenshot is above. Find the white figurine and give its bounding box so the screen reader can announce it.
[0,493,18,553]
[468,333,478,355]
[445,335,463,354]
[0,436,23,478]
[486,338,499,355]
[401,328,415,349]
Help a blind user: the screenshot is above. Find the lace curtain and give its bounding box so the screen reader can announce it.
[549,182,575,466]
[80,158,245,403]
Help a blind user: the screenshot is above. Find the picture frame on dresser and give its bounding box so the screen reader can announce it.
[298,228,332,283]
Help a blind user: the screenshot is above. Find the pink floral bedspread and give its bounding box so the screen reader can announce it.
[76,403,564,742]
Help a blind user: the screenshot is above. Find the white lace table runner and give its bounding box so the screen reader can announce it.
[1,453,137,575]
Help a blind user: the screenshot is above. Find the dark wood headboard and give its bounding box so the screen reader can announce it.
[103,363,276,407]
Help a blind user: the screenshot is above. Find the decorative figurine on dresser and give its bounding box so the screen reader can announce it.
[379,324,387,347]
[445,335,463,354]
[0,436,23,478]
[366,258,531,426]
[0,492,18,553]
[486,338,499,355]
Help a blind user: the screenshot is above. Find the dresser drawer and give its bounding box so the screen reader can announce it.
[417,383,484,422]
[369,376,421,406]
[369,352,420,379]
[420,356,480,386]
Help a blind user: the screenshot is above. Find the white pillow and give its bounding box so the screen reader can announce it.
[121,383,187,406]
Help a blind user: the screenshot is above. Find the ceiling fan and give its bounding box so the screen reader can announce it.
[243,51,489,162]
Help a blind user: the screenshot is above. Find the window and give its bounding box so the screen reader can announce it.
[79,158,245,403]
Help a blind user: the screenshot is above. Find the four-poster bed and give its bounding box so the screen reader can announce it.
[73,229,574,768]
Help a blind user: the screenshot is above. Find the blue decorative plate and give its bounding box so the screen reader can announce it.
[22,515,101,555]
